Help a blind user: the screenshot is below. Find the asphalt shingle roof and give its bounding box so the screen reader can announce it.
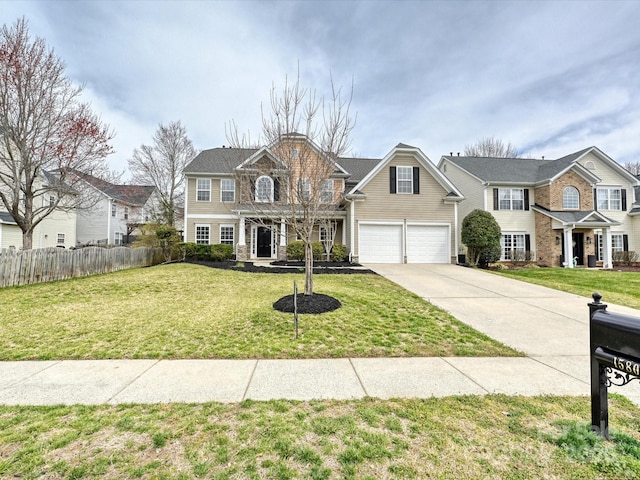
[74,172,155,206]
[0,211,16,224]
[443,156,548,183]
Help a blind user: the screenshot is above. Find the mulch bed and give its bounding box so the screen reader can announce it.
[273,293,342,314]
[186,259,376,275]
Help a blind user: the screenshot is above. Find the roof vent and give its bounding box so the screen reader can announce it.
[450,152,453,156]
[457,152,460,156]
[542,156,545,160]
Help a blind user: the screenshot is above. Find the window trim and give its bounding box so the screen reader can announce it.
[298,178,311,202]
[195,224,211,245]
[196,178,212,202]
[56,233,65,245]
[255,176,274,203]
[321,179,334,203]
[562,186,580,210]
[500,233,526,260]
[597,187,622,211]
[220,178,235,202]
[396,166,413,194]
[111,202,116,217]
[497,188,525,211]
[219,224,235,246]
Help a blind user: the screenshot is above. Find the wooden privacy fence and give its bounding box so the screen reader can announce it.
[0,246,164,287]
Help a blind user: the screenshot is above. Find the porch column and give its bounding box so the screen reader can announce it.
[602,227,613,269]
[238,216,246,246]
[563,227,574,268]
[280,218,286,246]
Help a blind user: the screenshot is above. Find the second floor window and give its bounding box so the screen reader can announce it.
[298,178,311,202]
[321,179,334,203]
[597,187,622,210]
[498,188,524,210]
[256,176,274,203]
[197,179,211,202]
[563,186,579,209]
[111,202,116,217]
[221,179,235,202]
[57,233,65,245]
[124,206,129,220]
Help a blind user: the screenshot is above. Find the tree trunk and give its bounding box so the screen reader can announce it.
[304,240,314,295]
[22,231,33,250]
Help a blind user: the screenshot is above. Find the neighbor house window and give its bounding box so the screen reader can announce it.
[563,186,579,209]
[114,232,123,245]
[195,224,210,244]
[220,225,234,245]
[123,206,129,220]
[498,188,524,210]
[397,166,413,194]
[501,233,526,260]
[298,178,311,202]
[111,202,116,217]
[57,233,65,245]
[321,179,334,203]
[49,195,56,207]
[221,179,235,202]
[255,176,274,203]
[196,179,211,202]
[597,187,622,210]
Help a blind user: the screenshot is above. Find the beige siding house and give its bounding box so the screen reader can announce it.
[183,137,464,263]
[438,146,640,268]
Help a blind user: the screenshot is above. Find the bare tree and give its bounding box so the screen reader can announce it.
[227,73,355,295]
[623,161,640,176]
[464,136,520,157]
[0,17,114,249]
[128,121,196,227]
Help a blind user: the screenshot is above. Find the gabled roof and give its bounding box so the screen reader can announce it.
[440,146,637,187]
[339,157,381,184]
[531,205,620,227]
[73,172,156,206]
[183,148,258,175]
[349,144,464,200]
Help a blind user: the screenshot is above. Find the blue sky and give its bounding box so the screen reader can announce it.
[3,0,640,175]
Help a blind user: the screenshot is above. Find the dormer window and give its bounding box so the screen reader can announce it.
[562,186,579,209]
[255,176,274,203]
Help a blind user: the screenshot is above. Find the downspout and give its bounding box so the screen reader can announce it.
[454,202,459,264]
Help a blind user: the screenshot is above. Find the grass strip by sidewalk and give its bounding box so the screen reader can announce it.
[0,395,639,479]
[0,263,517,360]
[493,268,640,310]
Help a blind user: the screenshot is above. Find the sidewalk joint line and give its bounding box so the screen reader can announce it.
[348,358,370,397]
[241,359,259,402]
[1,360,62,390]
[440,357,490,394]
[529,355,590,385]
[106,359,160,404]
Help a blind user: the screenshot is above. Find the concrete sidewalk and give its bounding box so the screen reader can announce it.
[1,264,638,406]
[0,356,594,406]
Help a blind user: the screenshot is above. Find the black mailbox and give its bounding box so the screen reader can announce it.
[589,293,640,438]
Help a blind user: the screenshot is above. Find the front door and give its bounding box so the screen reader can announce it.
[572,232,584,266]
[257,227,272,258]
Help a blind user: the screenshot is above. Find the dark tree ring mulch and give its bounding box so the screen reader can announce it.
[273,293,342,314]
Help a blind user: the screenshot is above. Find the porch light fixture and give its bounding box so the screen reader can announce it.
[587,236,592,245]
[555,235,560,245]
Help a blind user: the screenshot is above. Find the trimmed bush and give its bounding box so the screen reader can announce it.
[312,242,324,260]
[210,244,234,261]
[331,243,348,262]
[286,241,305,261]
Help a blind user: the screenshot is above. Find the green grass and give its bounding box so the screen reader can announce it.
[0,395,639,479]
[0,263,517,360]
[493,267,640,309]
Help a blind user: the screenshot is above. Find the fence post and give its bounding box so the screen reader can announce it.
[589,292,609,438]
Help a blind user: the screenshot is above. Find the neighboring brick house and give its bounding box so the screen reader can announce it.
[183,135,464,263]
[438,146,640,268]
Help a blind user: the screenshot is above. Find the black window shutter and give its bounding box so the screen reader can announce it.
[413,167,420,194]
[274,178,280,201]
[524,189,530,210]
[622,189,627,210]
[525,234,531,252]
[593,189,598,211]
[250,178,256,198]
[624,234,629,251]
[390,166,397,194]
[493,188,499,210]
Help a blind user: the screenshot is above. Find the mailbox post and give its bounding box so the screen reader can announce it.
[589,292,640,439]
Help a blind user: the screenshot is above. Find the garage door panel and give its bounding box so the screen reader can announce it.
[407,225,449,263]
[359,224,402,263]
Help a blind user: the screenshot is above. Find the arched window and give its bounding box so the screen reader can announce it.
[255,176,274,203]
[563,186,579,209]
[585,161,596,170]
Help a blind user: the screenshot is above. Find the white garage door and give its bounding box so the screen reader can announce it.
[407,225,449,263]
[359,224,402,263]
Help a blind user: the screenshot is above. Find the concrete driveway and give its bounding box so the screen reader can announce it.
[367,263,640,403]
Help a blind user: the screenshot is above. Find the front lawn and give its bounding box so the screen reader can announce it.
[0,263,517,360]
[494,267,640,310]
[1,395,639,479]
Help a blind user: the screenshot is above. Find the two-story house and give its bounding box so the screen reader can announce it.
[183,135,464,263]
[438,146,640,268]
[73,172,160,246]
